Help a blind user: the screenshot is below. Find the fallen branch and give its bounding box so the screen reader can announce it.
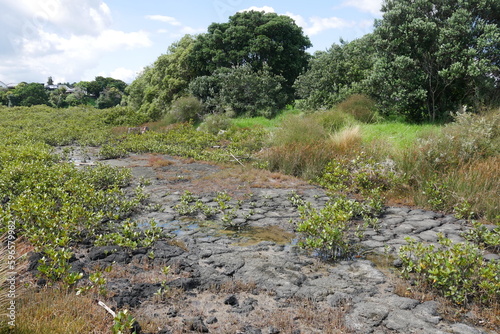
[98,300,116,318]
[229,151,245,167]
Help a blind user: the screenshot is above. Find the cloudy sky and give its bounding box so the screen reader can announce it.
[0,0,382,85]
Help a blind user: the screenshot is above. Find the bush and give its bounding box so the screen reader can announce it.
[337,94,378,123]
[397,110,500,221]
[271,115,327,146]
[167,95,203,123]
[198,113,232,135]
[399,235,500,306]
[189,65,287,118]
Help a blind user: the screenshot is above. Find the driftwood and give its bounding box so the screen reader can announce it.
[97,300,116,318]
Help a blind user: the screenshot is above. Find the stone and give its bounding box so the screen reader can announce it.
[346,302,389,332]
[224,294,239,306]
[183,317,209,333]
[327,292,352,307]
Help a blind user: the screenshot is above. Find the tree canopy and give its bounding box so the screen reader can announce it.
[368,0,500,121]
[125,35,196,120]
[189,11,311,103]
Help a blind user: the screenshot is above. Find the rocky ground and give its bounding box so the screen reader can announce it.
[31,152,498,333]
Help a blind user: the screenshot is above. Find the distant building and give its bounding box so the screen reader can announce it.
[44,84,75,94]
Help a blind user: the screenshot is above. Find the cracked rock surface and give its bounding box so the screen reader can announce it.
[33,153,496,333]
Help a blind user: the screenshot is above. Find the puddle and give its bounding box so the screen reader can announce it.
[218,225,296,246]
[142,218,296,246]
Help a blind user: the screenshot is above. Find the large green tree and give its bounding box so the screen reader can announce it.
[294,34,377,110]
[189,11,312,103]
[125,35,196,120]
[189,64,288,118]
[11,83,49,107]
[370,0,500,121]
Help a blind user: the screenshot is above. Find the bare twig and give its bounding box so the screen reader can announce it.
[97,300,116,318]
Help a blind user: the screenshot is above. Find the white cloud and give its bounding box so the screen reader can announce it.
[284,13,354,36]
[306,17,354,36]
[146,14,204,38]
[237,7,361,36]
[146,15,182,26]
[239,6,276,13]
[0,0,152,83]
[341,0,383,15]
[107,67,139,83]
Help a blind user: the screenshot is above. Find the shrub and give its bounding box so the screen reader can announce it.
[399,235,500,306]
[396,111,500,221]
[337,94,378,123]
[198,113,232,135]
[295,196,363,260]
[167,95,203,123]
[271,114,327,146]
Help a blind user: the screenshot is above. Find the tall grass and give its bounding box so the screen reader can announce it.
[395,110,500,222]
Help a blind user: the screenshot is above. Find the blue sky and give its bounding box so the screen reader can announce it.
[0,0,382,85]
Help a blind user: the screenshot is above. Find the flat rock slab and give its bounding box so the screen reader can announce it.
[62,154,496,334]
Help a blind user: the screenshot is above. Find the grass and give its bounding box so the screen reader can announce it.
[359,122,440,151]
[7,288,112,334]
[231,107,301,129]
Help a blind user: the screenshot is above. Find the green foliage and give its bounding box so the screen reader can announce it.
[189,65,287,117]
[167,95,203,123]
[95,219,164,249]
[399,111,499,220]
[198,113,232,135]
[295,196,363,260]
[125,35,196,120]
[97,122,266,163]
[336,94,378,123]
[320,155,395,198]
[271,114,328,146]
[112,309,137,334]
[370,0,500,121]
[189,10,311,103]
[294,34,377,110]
[399,235,500,306]
[9,83,49,107]
[96,87,123,109]
[463,221,500,253]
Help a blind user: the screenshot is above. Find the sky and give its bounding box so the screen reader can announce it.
[0,0,383,85]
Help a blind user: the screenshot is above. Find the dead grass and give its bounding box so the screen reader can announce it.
[12,287,112,334]
[147,155,175,168]
[327,125,362,155]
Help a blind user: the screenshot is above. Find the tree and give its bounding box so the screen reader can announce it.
[49,87,68,108]
[12,83,49,106]
[369,0,500,121]
[125,34,197,120]
[294,34,377,110]
[47,76,54,86]
[189,11,312,103]
[96,87,122,109]
[189,64,288,118]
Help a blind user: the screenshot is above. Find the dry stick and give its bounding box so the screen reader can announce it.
[229,151,245,167]
[98,300,116,318]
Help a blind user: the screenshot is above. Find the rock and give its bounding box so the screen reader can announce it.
[183,317,209,333]
[450,323,486,334]
[327,291,352,307]
[206,316,218,324]
[224,294,239,306]
[346,302,389,333]
[384,309,443,333]
[88,245,123,261]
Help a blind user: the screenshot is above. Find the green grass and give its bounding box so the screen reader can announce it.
[231,107,302,129]
[359,122,441,150]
